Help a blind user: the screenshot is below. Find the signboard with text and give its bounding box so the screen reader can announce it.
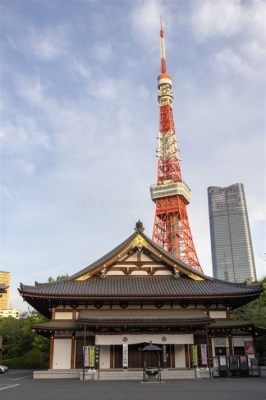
[192,345,198,367]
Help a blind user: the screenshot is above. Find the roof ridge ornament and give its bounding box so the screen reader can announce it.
[135,220,145,234]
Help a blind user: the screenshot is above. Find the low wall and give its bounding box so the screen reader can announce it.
[34,369,81,379]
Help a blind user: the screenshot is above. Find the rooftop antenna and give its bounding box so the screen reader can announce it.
[160,16,167,74]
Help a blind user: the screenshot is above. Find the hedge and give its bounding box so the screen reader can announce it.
[3,347,49,369]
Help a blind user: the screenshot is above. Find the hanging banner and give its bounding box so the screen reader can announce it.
[200,344,207,365]
[83,346,89,367]
[89,346,95,368]
[122,344,128,368]
[192,345,198,367]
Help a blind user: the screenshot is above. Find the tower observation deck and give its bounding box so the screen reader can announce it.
[150,20,202,273]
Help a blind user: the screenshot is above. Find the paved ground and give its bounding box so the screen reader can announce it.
[0,371,266,400]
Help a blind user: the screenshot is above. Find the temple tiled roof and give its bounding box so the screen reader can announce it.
[19,224,263,317]
[32,316,213,334]
[20,275,262,300]
[67,230,207,281]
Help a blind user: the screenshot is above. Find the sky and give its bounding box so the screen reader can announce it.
[0,0,265,311]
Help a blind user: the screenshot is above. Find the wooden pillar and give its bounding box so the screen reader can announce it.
[185,344,191,368]
[110,345,114,368]
[72,307,77,320]
[49,335,54,369]
[71,334,76,369]
[205,325,212,378]
[170,344,175,368]
[228,334,233,356]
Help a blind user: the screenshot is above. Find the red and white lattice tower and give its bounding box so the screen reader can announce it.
[150,19,202,273]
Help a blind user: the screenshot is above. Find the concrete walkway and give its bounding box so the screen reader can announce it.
[0,373,266,400]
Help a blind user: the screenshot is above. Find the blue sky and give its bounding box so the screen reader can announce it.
[1,0,265,311]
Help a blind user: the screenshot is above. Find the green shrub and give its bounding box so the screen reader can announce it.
[3,347,49,369]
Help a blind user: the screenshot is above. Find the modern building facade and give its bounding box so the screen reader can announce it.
[208,183,257,283]
[0,271,10,310]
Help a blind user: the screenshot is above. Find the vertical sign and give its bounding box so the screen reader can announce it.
[83,346,89,367]
[163,345,167,367]
[200,344,207,365]
[122,344,128,368]
[95,346,100,369]
[192,345,198,367]
[89,346,95,368]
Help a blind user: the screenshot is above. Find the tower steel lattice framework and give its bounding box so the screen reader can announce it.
[150,20,202,273]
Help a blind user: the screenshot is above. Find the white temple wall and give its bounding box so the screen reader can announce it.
[53,338,72,369]
[209,310,227,319]
[174,345,186,367]
[54,312,73,320]
[96,334,193,345]
[99,345,110,369]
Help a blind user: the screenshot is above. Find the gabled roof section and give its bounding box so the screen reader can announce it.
[68,221,207,281]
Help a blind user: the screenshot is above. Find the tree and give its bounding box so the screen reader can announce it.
[47,274,68,283]
[0,311,49,359]
[231,276,266,356]
[0,275,67,367]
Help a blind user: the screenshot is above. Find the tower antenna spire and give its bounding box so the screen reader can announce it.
[160,16,167,73]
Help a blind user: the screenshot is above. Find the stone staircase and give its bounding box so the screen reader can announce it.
[97,368,197,381]
[161,368,196,380]
[34,368,203,380]
[98,369,143,380]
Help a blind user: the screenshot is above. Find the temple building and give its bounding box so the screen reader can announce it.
[19,222,263,379]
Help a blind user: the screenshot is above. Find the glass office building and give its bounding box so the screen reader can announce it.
[208,183,257,283]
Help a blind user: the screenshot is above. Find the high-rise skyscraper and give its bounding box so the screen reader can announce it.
[208,183,257,282]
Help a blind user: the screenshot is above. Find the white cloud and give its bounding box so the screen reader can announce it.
[16,77,45,105]
[191,0,242,40]
[88,78,117,100]
[241,40,266,65]
[131,0,170,52]
[0,116,51,154]
[18,159,36,175]
[95,43,112,61]
[29,35,61,60]
[191,0,266,42]
[191,1,266,79]
[73,59,91,78]
[213,48,255,78]
[9,25,68,61]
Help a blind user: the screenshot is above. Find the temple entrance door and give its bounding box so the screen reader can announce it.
[112,344,172,368]
[114,345,122,368]
[128,344,142,368]
[128,344,171,368]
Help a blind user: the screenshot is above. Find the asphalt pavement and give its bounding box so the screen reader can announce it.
[0,371,266,400]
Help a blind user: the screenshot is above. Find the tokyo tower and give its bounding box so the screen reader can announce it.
[150,20,202,273]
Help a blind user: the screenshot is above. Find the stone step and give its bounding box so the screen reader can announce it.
[98,368,197,381]
[98,369,143,380]
[161,369,196,379]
